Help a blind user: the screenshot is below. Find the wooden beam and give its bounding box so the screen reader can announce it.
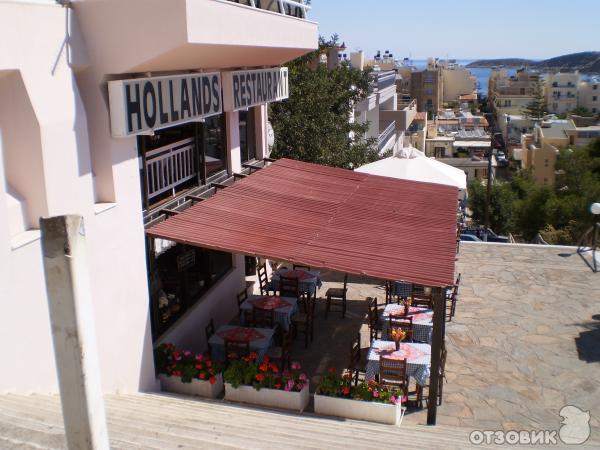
[212,182,229,191]
[160,209,180,217]
[185,195,206,203]
[263,157,276,163]
[427,287,446,425]
[242,163,261,172]
[233,172,247,179]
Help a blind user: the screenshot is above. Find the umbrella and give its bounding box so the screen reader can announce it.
[355,147,467,190]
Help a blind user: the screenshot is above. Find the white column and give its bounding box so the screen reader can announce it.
[226,110,241,174]
[254,104,268,159]
[40,215,110,450]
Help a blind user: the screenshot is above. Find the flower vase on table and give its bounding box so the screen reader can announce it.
[402,298,412,316]
[391,328,407,350]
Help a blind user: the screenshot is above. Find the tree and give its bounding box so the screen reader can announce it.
[269,36,379,169]
[467,180,518,235]
[522,80,547,119]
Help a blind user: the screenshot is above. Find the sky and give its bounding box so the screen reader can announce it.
[309,0,599,61]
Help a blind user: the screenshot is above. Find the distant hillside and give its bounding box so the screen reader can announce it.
[467,52,600,73]
[466,58,533,68]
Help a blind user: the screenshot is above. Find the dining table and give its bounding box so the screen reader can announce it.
[365,340,432,386]
[270,268,322,295]
[209,325,275,362]
[380,304,434,343]
[240,294,299,331]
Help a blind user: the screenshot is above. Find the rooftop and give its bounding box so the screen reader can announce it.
[539,120,576,140]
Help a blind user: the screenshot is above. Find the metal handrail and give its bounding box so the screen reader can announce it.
[226,0,311,18]
[378,121,396,150]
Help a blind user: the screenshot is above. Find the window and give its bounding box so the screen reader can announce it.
[594,96,598,102]
[544,159,549,167]
[149,244,233,340]
[203,115,226,178]
[593,108,598,113]
[239,109,256,163]
[425,88,433,95]
[594,85,598,90]
[434,146,445,158]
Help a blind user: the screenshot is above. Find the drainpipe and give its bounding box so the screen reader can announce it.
[40,215,110,450]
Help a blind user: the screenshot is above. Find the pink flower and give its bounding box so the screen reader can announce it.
[373,390,379,398]
[286,379,295,391]
[390,396,396,404]
[284,384,292,392]
[290,362,301,370]
[195,354,204,362]
[299,373,307,382]
[173,351,182,361]
[183,351,192,357]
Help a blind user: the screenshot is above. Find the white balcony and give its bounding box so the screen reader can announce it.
[73,0,318,74]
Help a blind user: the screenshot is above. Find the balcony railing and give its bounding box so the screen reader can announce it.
[373,70,396,91]
[398,98,417,110]
[145,138,197,201]
[226,0,311,19]
[378,120,396,151]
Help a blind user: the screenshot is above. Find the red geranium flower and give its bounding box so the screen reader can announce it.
[270,363,279,373]
[255,373,265,382]
[341,386,350,396]
[263,355,270,364]
[328,367,336,373]
[274,383,282,389]
[248,352,258,361]
[259,363,269,372]
[195,363,204,370]
[209,376,216,385]
[199,373,206,379]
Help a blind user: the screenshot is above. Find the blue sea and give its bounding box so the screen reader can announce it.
[410,59,517,98]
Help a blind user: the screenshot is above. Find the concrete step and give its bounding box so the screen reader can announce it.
[0,393,551,449]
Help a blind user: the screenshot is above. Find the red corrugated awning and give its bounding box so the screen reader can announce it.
[146,159,458,287]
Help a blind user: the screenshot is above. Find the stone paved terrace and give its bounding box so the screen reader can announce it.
[437,242,600,433]
[294,242,600,440]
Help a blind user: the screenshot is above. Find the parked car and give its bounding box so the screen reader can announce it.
[462,227,509,243]
[460,234,482,242]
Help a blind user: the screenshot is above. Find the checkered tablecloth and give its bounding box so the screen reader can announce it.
[392,281,412,298]
[209,326,275,362]
[271,269,322,295]
[365,340,431,386]
[240,295,298,331]
[380,305,434,343]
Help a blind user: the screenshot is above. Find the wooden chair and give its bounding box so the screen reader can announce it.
[293,264,311,271]
[291,295,315,348]
[444,273,461,321]
[367,297,381,343]
[279,275,300,299]
[257,262,270,295]
[387,316,413,342]
[236,289,248,317]
[224,339,250,362]
[420,345,448,408]
[205,319,215,354]
[267,329,293,369]
[325,273,349,319]
[347,333,367,385]
[379,357,409,392]
[411,285,433,309]
[251,305,275,329]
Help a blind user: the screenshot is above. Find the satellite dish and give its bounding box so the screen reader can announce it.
[267,121,275,149]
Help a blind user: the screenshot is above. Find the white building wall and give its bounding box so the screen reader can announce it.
[578,80,600,114]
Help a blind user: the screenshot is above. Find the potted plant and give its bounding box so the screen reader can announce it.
[314,368,405,425]
[223,353,309,412]
[154,343,224,398]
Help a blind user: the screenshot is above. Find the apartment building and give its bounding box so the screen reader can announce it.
[411,65,444,118]
[545,72,580,114]
[489,68,541,116]
[440,61,477,104]
[578,78,600,114]
[351,52,417,155]
[0,0,317,394]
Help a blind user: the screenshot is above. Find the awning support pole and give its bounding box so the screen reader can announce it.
[427,287,446,425]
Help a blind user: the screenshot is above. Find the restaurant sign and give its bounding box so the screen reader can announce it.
[222,67,289,112]
[108,72,222,137]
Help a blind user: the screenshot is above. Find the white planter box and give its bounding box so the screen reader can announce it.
[158,373,223,398]
[224,383,309,412]
[314,394,405,426]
